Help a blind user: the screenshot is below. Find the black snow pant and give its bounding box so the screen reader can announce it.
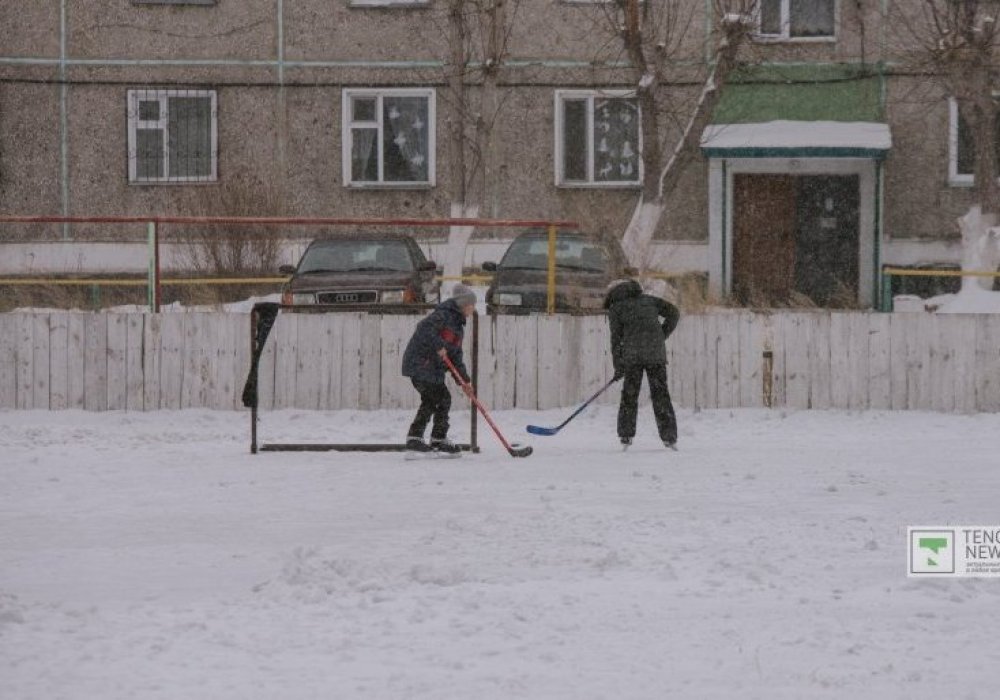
[408,379,451,441]
[618,363,677,443]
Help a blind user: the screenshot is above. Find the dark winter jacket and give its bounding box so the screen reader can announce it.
[604,280,680,371]
[402,298,470,384]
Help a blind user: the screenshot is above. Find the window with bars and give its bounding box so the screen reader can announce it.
[949,97,1000,185]
[342,89,435,187]
[758,0,836,40]
[555,90,641,187]
[127,89,217,183]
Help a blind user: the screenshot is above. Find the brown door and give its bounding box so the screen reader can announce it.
[732,174,797,305]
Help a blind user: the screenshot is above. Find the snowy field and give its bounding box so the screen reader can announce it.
[1,405,999,700]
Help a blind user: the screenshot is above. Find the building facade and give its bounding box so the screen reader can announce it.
[0,1,986,308]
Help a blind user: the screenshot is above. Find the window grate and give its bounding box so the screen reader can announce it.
[128,89,218,184]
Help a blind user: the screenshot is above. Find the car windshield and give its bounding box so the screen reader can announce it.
[500,237,609,272]
[297,239,416,273]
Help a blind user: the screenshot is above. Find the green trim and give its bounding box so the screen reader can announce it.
[875,161,887,311]
[702,146,889,159]
[721,160,728,295]
[713,63,883,124]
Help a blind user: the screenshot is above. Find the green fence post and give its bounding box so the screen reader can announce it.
[880,271,893,312]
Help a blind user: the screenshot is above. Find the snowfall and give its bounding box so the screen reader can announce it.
[2,404,999,700]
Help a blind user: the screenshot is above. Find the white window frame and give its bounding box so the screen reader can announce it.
[127,89,218,184]
[341,88,436,188]
[948,95,1000,187]
[756,0,838,43]
[949,98,975,186]
[554,89,642,188]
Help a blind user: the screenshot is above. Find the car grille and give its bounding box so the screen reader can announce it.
[316,290,378,304]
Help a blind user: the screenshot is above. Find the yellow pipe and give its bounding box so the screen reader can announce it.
[162,277,289,286]
[882,268,1000,278]
[639,271,695,280]
[436,274,494,283]
[546,224,557,314]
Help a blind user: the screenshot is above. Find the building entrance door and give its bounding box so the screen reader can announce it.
[732,174,860,307]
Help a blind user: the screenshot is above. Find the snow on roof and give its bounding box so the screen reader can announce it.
[701,120,892,151]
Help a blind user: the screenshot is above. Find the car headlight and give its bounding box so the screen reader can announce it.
[495,292,522,306]
[291,293,317,304]
[381,290,406,303]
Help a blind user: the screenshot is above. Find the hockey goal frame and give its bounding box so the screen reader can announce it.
[242,301,482,455]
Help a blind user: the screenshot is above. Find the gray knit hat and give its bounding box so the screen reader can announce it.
[451,283,477,307]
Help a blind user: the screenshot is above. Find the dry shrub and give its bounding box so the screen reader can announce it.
[179,179,284,304]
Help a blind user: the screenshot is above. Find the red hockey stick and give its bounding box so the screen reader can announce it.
[442,354,533,458]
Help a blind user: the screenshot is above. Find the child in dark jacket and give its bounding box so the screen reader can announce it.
[401,284,476,453]
[604,279,681,450]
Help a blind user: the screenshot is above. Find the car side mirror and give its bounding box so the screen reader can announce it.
[482,261,498,272]
[279,264,296,275]
[419,260,437,272]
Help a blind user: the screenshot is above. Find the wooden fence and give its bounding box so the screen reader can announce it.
[1,311,998,413]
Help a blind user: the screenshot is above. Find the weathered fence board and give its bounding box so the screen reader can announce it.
[31,315,50,410]
[1,310,998,414]
[67,314,86,410]
[143,313,162,411]
[975,315,1000,412]
[157,314,182,410]
[16,314,33,410]
[49,314,69,410]
[125,314,144,411]
[106,313,127,411]
[0,315,16,409]
[514,316,538,410]
[868,313,891,410]
[83,313,107,412]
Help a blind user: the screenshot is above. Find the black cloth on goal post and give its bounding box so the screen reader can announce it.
[241,302,281,409]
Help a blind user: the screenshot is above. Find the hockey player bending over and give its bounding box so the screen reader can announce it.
[604,279,681,450]
[402,284,476,454]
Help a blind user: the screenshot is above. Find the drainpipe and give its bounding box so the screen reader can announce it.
[276,0,288,210]
[875,159,886,310]
[60,0,69,240]
[878,0,888,116]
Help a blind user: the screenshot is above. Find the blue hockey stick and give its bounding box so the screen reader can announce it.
[526,377,619,436]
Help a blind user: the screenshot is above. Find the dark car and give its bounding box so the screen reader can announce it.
[482,230,633,314]
[280,234,440,308]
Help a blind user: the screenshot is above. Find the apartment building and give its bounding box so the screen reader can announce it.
[0,1,983,307]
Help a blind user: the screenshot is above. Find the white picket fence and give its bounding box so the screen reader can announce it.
[1,310,999,413]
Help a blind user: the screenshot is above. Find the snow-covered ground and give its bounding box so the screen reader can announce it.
[1,406,998,700]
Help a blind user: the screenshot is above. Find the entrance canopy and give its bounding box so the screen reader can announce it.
[701,64,891,159]
[701,121,892,159]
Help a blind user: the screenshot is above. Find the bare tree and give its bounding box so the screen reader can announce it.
[436,0,522,284]
[896,0,1000,292]
[585,0,758,271]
